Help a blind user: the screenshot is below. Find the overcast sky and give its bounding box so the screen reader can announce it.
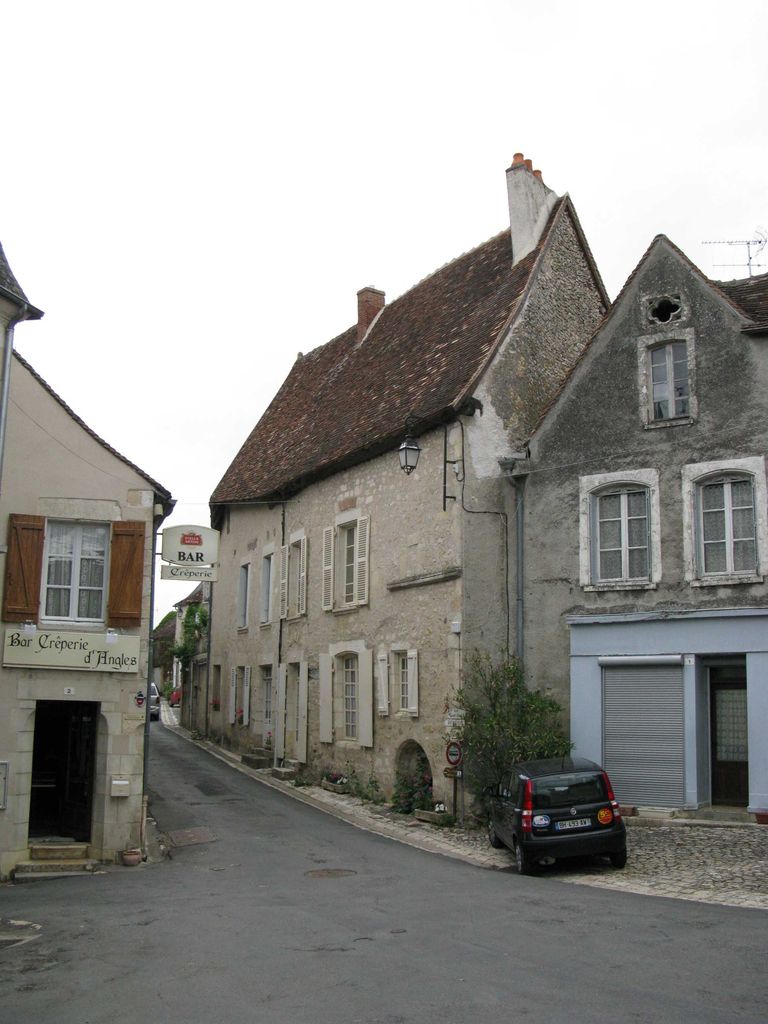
[3,1,766,620]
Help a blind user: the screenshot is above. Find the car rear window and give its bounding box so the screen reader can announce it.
[532,772,606,808]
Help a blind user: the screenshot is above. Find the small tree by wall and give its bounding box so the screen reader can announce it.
[171,603,208,675]
[452,652,570,797]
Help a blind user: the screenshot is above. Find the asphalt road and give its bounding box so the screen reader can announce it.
[1,724,766,1024]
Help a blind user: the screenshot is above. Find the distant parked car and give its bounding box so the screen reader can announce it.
[149,682,161,721]
[168,688,181,707]
[486,756,627,875]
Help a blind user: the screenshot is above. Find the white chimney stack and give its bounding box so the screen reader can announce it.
[505,153,558,264]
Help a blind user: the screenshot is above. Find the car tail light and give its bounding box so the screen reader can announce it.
[521,779,534,833]
[601,771,622,820]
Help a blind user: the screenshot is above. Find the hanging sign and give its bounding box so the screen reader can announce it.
[161,525,219,566]
[161,564,219,582]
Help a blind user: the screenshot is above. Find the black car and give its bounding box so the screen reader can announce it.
[486,756,627,875]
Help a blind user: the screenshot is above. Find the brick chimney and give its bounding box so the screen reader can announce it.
[357,286,385,342]
[505,153,558,264]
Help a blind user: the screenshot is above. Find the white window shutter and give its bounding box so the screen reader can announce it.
[407,649,419,716]
[376,650,389,715]
[275,664,287,757]
[297,537,307,616]
[355,515,370,606]
[229,667,237,724]
[358,648,373,747]
[297,661,309,763]
[279,545,288,619]
[321,527,334,611]
[243,666,251,725]
[319,653,333,742]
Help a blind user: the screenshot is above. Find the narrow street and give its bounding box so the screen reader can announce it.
[1,723,766,1024]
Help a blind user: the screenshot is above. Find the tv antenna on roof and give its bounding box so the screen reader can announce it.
[702,229,767,277]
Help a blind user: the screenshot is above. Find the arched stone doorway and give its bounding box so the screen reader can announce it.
[392,740,434,813]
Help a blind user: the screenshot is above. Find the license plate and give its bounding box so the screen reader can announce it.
[555,817,591,831]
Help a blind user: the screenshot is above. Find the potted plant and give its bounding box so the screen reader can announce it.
[210,698,221,711]
[321,770,350,794]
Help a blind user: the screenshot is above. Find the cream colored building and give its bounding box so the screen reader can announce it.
[207,156,608,803]
[0,247,172,878]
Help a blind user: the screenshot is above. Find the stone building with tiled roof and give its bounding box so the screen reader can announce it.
[206,155,608,803]
[512,228,768,823]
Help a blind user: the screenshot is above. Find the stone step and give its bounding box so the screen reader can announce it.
[242,753,272,769]
[271,766,296,781]
[14,858,97,881]
[30,842,88,861]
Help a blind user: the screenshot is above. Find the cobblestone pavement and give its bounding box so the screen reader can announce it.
[159,705,768,912]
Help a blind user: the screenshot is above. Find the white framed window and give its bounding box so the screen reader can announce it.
[394,648,419,716]
[321,514,370,610]
[262,665,273,725]
[43,521,110,622]
[342,654,358,739]
[279,532,306,619]
[682,458,767,585]
[699,478,755,574]
[237,563,250,629]
[637,327,696,428]
[579,470,660,590]
[649,342,689,420]
[319,641,373,747]
[260,548,274,624]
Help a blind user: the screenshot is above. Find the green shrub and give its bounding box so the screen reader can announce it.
[453,652,570,797]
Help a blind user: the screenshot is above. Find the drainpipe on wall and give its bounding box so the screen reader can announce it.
[500,456,529,663]
[0,301,28,495]
[276,501,286,769]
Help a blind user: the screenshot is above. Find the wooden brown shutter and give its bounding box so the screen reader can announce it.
[2,514,45,622]
[107,521,146,628]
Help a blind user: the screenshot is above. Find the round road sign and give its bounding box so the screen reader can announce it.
[445,741,463,767]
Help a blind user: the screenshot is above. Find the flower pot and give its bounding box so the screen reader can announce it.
[321,780,350,795]
[120,849,142,867]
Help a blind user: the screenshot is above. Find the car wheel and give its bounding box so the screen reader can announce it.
[609,849,627,869]
[487,819,504,849]
[514,840,535,875]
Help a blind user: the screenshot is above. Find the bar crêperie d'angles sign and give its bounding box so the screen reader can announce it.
[160,525,220,582]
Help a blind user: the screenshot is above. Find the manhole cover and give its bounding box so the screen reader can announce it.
[305,868,357,879]
[168,827,217,847]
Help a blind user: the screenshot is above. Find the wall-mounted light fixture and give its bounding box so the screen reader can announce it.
[105,628,119,645]
[398,414,421,475]
[23,620,37,638]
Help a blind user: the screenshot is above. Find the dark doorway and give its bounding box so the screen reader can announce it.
[29,701,98,841]
[709,665,748,806]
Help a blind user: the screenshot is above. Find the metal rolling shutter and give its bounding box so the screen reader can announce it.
[602,665,684,806]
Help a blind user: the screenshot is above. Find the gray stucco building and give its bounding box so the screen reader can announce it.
[514,235,768,819]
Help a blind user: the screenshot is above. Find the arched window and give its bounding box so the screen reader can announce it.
[579,470,660,590]
[590,486,651,583]
[697,475,756,576]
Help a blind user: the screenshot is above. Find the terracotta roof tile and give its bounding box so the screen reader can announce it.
[212,203,566,505]
[715,272,768,330]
